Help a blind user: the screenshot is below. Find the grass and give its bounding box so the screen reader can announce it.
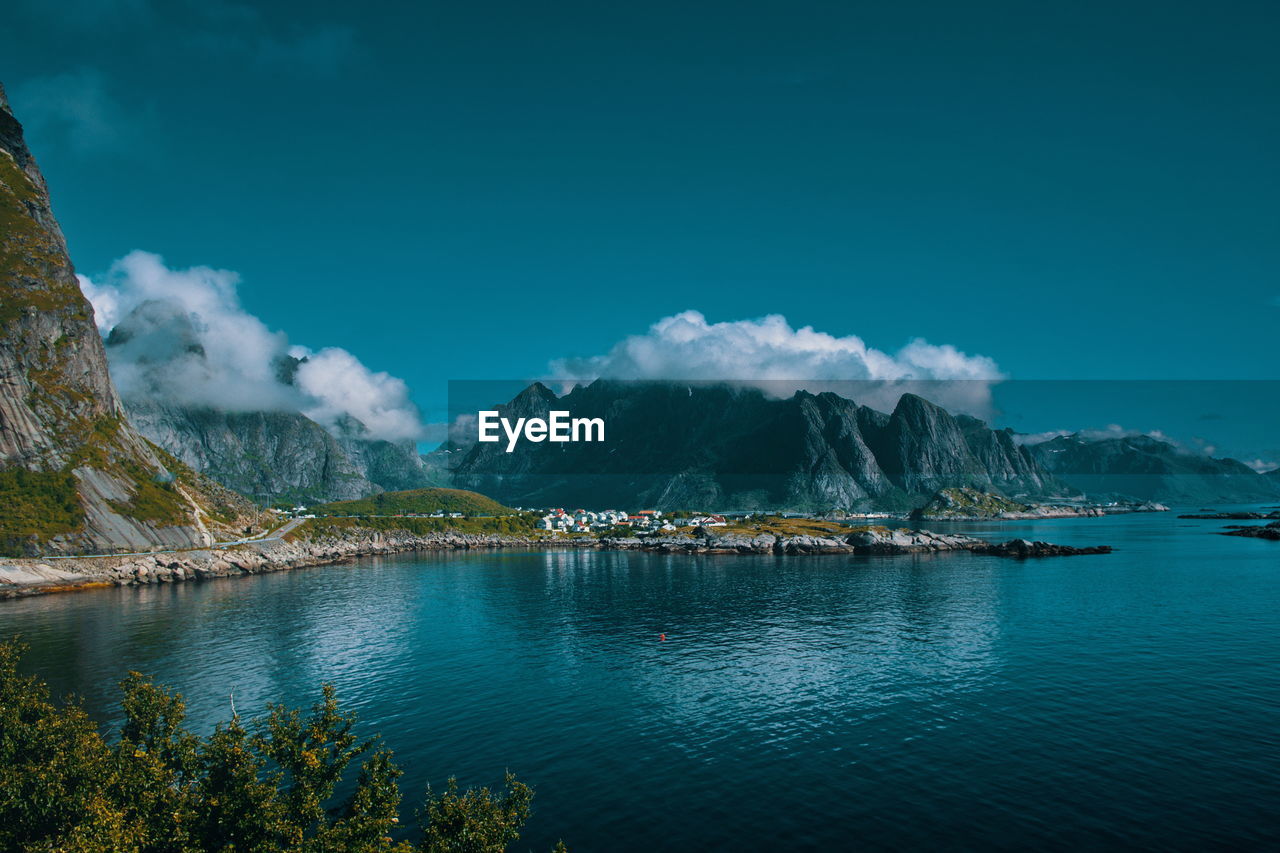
[308,487,514,517]
[288,513,544,541]
[0,152,85,325]
[712,516,855,538]
[0,469,85,556]
[914,487,1027,518]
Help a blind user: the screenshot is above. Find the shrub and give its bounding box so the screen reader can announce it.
[0,639,561,852]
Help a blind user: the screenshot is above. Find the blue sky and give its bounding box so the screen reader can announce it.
[3,1,1278,458]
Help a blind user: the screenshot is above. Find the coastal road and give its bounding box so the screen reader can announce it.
[212,516,307,547]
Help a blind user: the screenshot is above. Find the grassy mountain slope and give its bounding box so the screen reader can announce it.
[0,81,255,555]
[309,487,513,517]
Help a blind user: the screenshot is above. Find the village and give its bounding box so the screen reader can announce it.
[533,508,728,534]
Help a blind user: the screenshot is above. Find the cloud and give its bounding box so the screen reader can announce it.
[78,251,424,442]
[291,347,423,443]
[548,310,1004,414]
[11,69,150,156]
[1242,458,1278,473]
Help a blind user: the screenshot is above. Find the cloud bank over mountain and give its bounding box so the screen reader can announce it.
[78,251,424,442]
[548,310,1004,415]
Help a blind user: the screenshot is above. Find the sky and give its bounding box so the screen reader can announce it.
[2,1,1278,460]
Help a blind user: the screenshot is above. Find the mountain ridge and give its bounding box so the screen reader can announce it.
[452,381,1073,511]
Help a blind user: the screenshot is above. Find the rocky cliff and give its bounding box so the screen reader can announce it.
[120,403,439,504]
[452,381,1071,511]
[0,82,253,555]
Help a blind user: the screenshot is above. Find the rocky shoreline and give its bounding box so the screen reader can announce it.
[0,525,1113,600]
[909,487,1168,521]
[1219,521,1280,541]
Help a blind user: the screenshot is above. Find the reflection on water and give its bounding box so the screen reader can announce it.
[2,510,1279,850]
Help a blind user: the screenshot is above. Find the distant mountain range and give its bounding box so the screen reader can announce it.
[451,381,1279,511]
[451,381,1063,511]
[1026,433,1277,504]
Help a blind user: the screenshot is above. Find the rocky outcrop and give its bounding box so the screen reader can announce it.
[968,539,1113,557]
[606,526,1110,557]
[0,82,253,555]
[910,486,1107,520]
[453,381,1071,512]
[1219,521,1280,541]
[839,527,1110,556]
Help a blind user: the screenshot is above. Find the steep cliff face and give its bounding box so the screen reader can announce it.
[119,398,437,505]
[857,394,990,494]
[0,83,252,555]
[453,381,1067,511]
[123,402,378,503]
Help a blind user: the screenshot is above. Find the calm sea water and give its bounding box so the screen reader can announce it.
[3,510,1279,851]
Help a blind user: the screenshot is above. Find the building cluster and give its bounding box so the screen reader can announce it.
[537,508,729,534]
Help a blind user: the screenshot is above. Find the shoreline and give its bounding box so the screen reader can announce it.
[1,525,1112,601]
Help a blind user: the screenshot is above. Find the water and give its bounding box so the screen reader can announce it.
[3,510,1279,850]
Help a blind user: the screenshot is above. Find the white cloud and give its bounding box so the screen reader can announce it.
[292,347,423,443]
[78,251,424,442]
[1242,458,1278,473]
[548,310,1004,415]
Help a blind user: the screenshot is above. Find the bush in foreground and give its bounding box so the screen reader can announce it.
[0,639,563,852]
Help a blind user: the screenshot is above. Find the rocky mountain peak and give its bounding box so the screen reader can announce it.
[0,81,252,554]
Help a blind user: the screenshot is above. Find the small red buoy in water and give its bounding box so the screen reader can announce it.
[659,633,666,641]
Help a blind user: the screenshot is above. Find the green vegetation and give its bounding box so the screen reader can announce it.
[714,516,854,538]
[149,443,249,529]
[913,487,1027,519]
[291,514,543,541]
[105,458,189,527]
[0,468,85,556]
[309,488,514,518]
[0,152,84,326]
[0,639,561,852]
[61,416,191,528]
[0,418,251,555]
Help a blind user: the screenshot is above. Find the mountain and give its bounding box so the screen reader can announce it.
[0,83,253,555]
[102,301,439,504]
[310,487,513,517]
[120,400,441,505]
[1027,433,1279,504]
[451,381,1070,511]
